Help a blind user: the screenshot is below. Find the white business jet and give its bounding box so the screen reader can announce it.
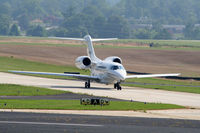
[10,35,180,90]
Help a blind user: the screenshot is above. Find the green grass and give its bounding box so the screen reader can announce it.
[0,99,184,110]
[0,84,69,96]
[126,78,200,86]
[0,56,89,79]
[0,56,200,94]
[124,78,200,94]
[104,39,200,47]
[1,36,200,51]
[0,42,86,48]
[0,36,49,40]
[1,41,200,51]
[124,84,200,94]
[0,83,184,110]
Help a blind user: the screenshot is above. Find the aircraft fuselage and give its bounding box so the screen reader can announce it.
[91,61,127,84]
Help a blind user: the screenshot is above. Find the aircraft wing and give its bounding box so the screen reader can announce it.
[125,73,180,79]
[9,70,99,81]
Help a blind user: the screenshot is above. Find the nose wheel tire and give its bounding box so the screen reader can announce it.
[114,83,122,90]
[114,83,117,89]
[85,80,91,88]
[117,86,122,90]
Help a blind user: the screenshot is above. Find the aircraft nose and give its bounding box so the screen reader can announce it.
[117,72,126,81]
[111,70,126,81]
[119,74,125,80]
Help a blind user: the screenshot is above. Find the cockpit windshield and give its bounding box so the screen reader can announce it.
[110,65,124,70]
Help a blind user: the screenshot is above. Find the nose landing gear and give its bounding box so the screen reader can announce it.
[85,80,91,88]
[114,82,122,90]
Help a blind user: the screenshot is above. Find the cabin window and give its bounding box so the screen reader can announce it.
[111,65,119,70]
[97,66,106,69]
[110,65,124,70]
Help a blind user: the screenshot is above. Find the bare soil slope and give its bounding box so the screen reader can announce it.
[0,42,200,76]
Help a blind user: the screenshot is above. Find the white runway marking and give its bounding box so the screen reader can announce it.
[0,121,103,127]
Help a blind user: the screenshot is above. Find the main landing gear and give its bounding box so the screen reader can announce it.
[85,80,91,88]
[114,82,122,90]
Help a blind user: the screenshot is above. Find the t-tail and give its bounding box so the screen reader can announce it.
[49,35,118,62]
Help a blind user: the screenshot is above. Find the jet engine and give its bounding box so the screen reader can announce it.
[75,56,91,69]
[104,56,122,64]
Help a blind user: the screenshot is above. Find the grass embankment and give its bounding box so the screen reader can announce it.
[0,84,69,96]
[0,84,184,110]
[1,36,200,50]
[0,42,84,48]
[0,56,200,94]
[104,39,200,50]
[0,56,89,79]
[125,78,200,94]
[0,99,184,111]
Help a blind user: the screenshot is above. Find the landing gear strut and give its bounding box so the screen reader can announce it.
[114,82,122,90]
[85,80,90,88]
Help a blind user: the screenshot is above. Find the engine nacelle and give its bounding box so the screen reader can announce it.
[75,56,91,69]
[104,56,122,64]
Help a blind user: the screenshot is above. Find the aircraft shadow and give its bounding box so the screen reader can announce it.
[51,85,113,90]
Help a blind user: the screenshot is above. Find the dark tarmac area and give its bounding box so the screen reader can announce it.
[0,112,200,133]
[0,93,123,101]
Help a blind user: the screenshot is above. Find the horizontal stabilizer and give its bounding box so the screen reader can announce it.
[92,38,118,42]
[48,37,85,41]
[48,36,118,42]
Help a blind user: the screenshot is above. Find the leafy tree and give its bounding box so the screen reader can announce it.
[17,14,30,30]
[133,29,156,39]
[184,23,195,39]
[40,0,60,16]
[92,16,107,37]
[62,5,77,19]
[152,21,162,32]
[0,2,11,16]
[9,24,20,36]
[27,25,46,37]
[49,28,68,37]
[4,0,200,39]
[154,29,172,39]
[184,23,200,40]
[62,13,89,37]
[193,27,200,40]
[0,14,10,35]
[105,15,130,38]
[82,5,103,17]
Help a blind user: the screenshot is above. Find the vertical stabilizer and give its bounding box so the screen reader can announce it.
[84,35,99,61]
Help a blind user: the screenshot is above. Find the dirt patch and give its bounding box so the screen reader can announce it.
[0,42,200,77]
[0,37,149,47]
[0,38,82,45]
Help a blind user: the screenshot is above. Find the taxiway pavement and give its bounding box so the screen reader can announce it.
[0,112,200,133]
[0,72,200,108]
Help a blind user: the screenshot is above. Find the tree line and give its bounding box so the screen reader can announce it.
[1,0,200,39]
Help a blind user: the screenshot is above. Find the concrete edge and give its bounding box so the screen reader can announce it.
[0,109,200,121]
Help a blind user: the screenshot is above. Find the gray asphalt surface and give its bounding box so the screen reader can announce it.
[0,112,200,133]
[0,93,123,101]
